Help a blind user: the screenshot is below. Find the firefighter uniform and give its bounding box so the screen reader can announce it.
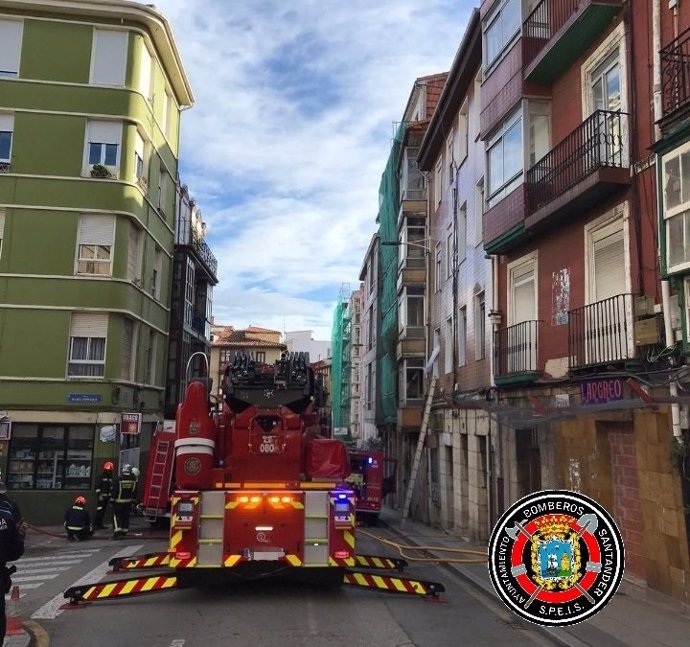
[64,497,92,541]
[94,462,114,529]
[111,466,137,538]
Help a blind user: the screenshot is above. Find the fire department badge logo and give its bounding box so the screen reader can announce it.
[488,490,624,626]
[183,457,201,475]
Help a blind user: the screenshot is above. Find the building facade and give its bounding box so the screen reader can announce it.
[417,11,492,539]
[0,0,192,522]
[283,330,330,363]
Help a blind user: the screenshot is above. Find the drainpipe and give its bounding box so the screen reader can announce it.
[661,280,682,441]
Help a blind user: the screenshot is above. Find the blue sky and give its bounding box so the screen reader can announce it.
[152,0,474,340]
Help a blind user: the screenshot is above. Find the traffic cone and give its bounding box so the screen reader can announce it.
[6,585,23,635]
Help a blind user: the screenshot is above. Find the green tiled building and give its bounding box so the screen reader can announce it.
[0,0,193,522]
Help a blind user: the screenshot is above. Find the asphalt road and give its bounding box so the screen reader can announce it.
[15,526,559,647]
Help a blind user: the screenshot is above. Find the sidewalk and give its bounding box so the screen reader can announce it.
[379,507,690,647]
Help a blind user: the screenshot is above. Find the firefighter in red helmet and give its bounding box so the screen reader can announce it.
[64,496,93,541]
[94,461,114,530]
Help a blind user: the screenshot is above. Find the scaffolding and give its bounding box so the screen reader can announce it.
[331,285,352,439]
[376,123,405,427]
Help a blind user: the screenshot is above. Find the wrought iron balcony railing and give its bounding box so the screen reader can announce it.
[568,293,634,369]
[526,110,628,215]
[661,27,690,125]
[523,0,576,67]
[494,320,541,378]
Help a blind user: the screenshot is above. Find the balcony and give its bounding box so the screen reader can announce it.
[397,404,423,431]
[569,293,635,371]
[523,0,624,85]
[494,320,542,385]
[660,28,690,133]
[525,110,630,230]
[175,214,218,280]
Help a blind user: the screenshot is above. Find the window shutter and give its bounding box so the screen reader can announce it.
[593,229,624,300]
[127,223,141,280]
[88,121,121,145]
[138,45,152,98]
[92,29,127,85]
[0,211,5,237]
[71,313,108,337]
[120,319,133,380]
[78,215,114,245]
[0,114,13,132]
[0,21,22,76]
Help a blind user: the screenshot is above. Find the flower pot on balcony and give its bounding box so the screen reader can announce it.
[90,164,112,178]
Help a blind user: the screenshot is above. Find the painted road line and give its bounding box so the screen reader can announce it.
[16,567,73,575]
[13,574,61,582]
[31,544,144,620]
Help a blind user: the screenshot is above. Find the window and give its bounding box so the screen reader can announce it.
[68,313,107,377]
[127,222,142,282]
[444,317,453,373]
[435,244,442,292]
[91,29,127,86]
[7,425,94,490]
[475,292,486,360]
[366,363,373,410]
[509,255,537,325]
[0,210,4,259]
[158,167,170,214]
[85,120,122,171]
[663,142,690,272]
[185,257,195,327]
[484,0,521,69]
[401,358,424,401]
[587,212,626,303]
[401,287,424,330]
[447,134,455,186]
[138,43,153,99]
[459,99,469,164]
[0,114,14,164]
[475,177,484,245]
[368,307,374,350]
[120,318,137,381]
[76,215,114,275]
[151,247,163,298]
[458,202,467,265]
[434,158,443,207]
[145,330,157,385]
[528,101,550,168]
[134,131,147,185]
[255,352,266,363]
[0,20,22,78]
[446,231,454,279]
[487,108,522,208]
[458,306,467,367]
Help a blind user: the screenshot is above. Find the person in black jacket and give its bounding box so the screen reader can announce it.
[94,461,114,530]
[0,483,26,642]
[111,465,137,539]
[64,496,93,541]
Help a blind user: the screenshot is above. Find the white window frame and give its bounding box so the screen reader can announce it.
[444,317,453,373]
[67,313,108,378]
[75,214,115,276]
[662,141,690,273]
[507,251,538,326]
[90,28,128,86]
[84,120,122,176]
[584,204,630,304]
[475,291,486,361]
[483,0,521,72]
[151,247,163,299]
[434,157,443,207]
[446,133,455,186]
[0,114,14,165]
[458,306,467,367]
[435,243,442,292]
[486,107,523,209]
[0,20,23,78]
[475,177,484,246]
[401,357,425,402]
[458,99,469,165]
[458,202,467,265]
[134,131,148,186]
[446,230,454,279]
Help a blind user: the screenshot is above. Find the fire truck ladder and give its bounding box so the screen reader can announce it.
[144,440,172,518]
[401,376,437,529]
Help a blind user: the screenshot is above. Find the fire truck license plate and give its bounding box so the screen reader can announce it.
[259,435,279,454]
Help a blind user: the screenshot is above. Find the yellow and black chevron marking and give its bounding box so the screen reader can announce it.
[342,570,444,597]
[64,575,178,604]
[352,554,407,571]
[109,552,171,571]
[168,556,197,568]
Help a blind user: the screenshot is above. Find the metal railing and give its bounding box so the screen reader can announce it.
[569,293,634,369]
[526,110,628,215]
[175,211,218,276]
[523,0,579,68]
[494,320,541,378]
[661,27,690,121]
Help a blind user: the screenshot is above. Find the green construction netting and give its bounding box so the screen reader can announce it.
[377,123,405,426]
[330,293,351,434]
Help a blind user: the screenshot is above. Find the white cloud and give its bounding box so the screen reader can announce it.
[150,0,474,339]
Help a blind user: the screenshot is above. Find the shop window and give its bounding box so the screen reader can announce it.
[7,425,94,490]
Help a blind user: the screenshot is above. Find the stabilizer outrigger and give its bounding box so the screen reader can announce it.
[66,550,443,604]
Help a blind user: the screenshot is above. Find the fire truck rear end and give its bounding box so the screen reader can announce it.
[169,351,355,586]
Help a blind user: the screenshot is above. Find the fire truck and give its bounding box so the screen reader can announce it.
[64,352,443,604]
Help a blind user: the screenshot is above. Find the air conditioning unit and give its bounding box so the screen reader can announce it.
[634,295,655,317]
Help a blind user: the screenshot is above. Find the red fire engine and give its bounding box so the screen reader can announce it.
[64,352,443,603]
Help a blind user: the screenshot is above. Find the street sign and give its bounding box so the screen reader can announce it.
[121,412,142,435]
[67,393,101,403]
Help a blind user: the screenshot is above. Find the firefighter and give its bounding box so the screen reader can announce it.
[64,496,93,541]
[0,477,25,643]
[94,461,114,530]
[111,464,137,539]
